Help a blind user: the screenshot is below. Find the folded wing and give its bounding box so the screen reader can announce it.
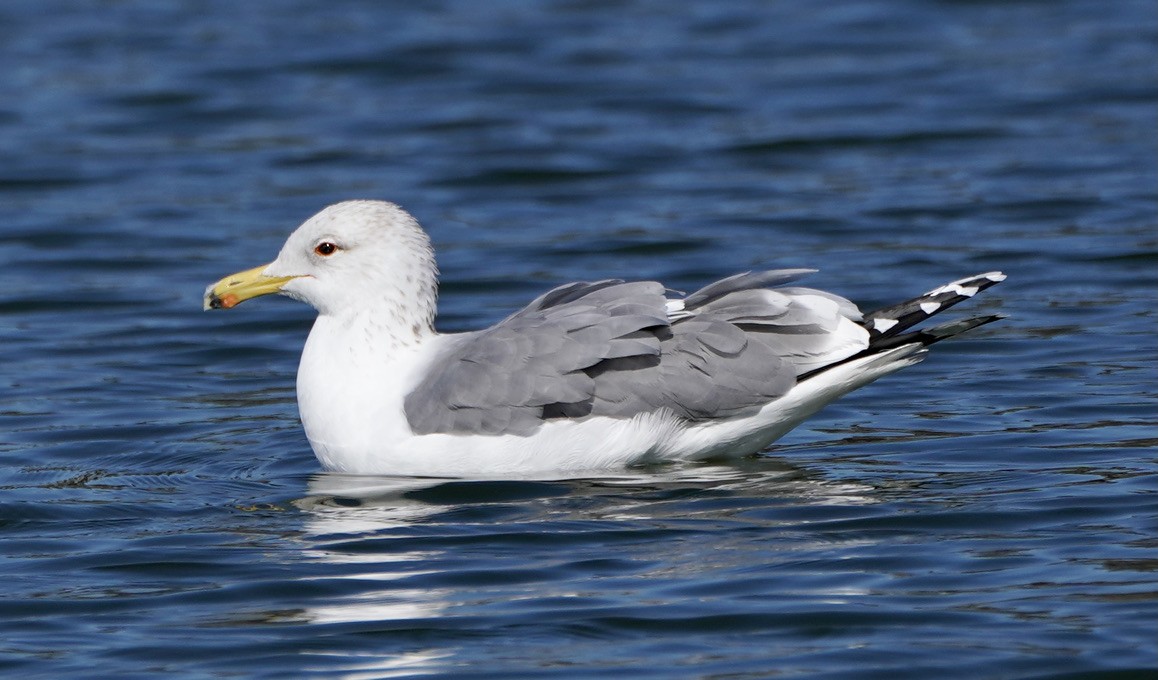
[404,270,870,436]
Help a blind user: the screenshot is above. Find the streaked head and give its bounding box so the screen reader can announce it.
[203,200,438,330]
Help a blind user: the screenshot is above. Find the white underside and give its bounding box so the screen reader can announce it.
[297,313,927,477]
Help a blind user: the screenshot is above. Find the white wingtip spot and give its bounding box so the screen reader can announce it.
[919,301,941,315]
[928,271,1005,296]
[872,317,899,332]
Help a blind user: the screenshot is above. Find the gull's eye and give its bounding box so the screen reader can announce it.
[314,241,339,257]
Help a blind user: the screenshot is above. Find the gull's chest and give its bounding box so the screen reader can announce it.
[293,317,443,470]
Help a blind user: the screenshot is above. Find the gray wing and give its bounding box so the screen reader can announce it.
[404,270,866,436]
[405,279,670,435]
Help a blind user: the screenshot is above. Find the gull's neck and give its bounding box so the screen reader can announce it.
[328,303,437,351]
[322,246,440,348]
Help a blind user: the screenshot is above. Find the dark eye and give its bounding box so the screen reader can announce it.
[314,241,338,256]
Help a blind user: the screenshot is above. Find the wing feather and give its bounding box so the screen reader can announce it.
[404,271,871,436]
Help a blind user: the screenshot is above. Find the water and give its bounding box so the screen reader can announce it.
[1,0,1155,677]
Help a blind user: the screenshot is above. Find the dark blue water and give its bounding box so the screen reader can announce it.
[2,1,1155,677]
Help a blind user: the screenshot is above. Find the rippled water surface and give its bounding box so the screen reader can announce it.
[2,1,1155,677]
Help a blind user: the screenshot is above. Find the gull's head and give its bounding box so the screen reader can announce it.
[204,200,438,331]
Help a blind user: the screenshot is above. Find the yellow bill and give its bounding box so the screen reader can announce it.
[203,264,296,310]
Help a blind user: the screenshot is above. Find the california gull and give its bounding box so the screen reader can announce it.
[204,200,1005,476]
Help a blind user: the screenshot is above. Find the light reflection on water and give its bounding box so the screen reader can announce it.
[289,464,889,675]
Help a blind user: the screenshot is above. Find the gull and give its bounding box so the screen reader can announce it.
[204,200,1005,476]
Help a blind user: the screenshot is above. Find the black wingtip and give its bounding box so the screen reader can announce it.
[862,271,1007,341]
[866,313,1006,352]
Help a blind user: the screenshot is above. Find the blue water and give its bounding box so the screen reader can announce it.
[2,1,1155,677]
